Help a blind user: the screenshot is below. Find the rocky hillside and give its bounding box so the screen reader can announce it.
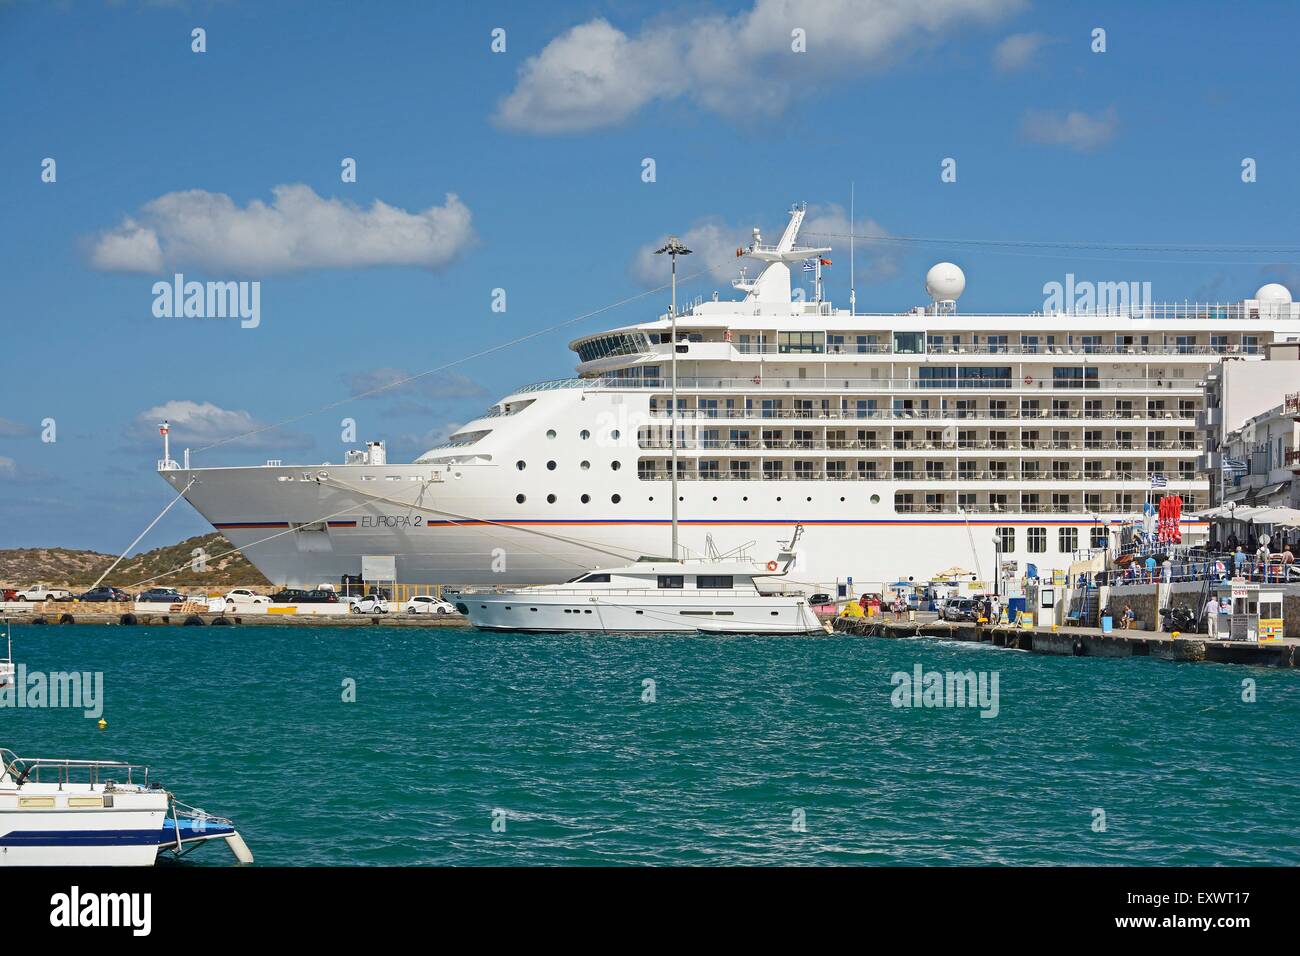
[0,532,270,590]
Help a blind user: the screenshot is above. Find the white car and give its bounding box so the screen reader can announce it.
[224,588,271,605]
[16,584,71,602]
[351,595,389,614]
[404,595,457,615]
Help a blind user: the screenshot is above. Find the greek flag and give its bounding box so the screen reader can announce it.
[1222,457,1248,476]
[1149,473,1167,488]
[802,259,815,272]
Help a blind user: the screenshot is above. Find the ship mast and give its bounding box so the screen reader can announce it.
[655,236,692,560]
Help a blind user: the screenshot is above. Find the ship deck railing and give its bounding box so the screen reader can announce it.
[635,468,1200,484]
[726,343,1263,357]
[519,376,1203,395]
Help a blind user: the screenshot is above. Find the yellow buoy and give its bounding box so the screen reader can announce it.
[97,718,107,730]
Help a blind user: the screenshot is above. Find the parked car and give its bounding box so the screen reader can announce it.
[269,588,310,603]
[301,589,339,604]
[77,586,131,603]
[16,584,72,602]
[808,593,833,606]
[404,595,457,615]
[224,588,271,605]
[941,598,983,623]
[351,595,389,614]
[137,588,188,604]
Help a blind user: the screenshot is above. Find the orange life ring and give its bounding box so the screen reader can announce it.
[766,561,779,571]
[1024,375,1034,385]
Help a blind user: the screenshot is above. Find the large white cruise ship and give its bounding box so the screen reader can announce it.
[159,205,1300,591]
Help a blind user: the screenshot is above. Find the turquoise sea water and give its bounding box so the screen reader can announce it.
[3,623,1297,866]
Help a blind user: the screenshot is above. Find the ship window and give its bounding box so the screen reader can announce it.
[1027,527,1047,553]
[547,429,557,439]
[580,430,590,440]
[516,461,526,470]
[610,429,621,441]
[1059,528,1078,552]
[697,575,734,589]
[581,494,590,503]
[893,331,924,354]
[611,494,621,503]
[658,575,685,589]
[547,494,556,503]
[581,574,611,583]
[546,460,556,470]
[611,461,621,471]
[515,494,526,503]
[580,461,590,470]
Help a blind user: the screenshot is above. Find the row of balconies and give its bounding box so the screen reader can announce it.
[638,438,1200,453]
[636,465,1201,483]
[647,408,1197,422]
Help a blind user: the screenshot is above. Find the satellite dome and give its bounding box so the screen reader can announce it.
[1256,283,1293,304]
[926,262,966,302]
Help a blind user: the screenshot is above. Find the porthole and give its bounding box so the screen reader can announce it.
[580,461,590,470]
[611,461,621,471]
[712,496,718,502]
[516,461,526,471]
[515,494,526,503]
[580,429,590,440]
[546,429,557,439]
[648,496,654,502]
[840,496,846,502]
[612,494,621,504]
[742,496,748,501]
[547,494,556,504]
[610,429,621,441]
[678,496,684,501]
[776,496,782,502]
[806,496,812,502]
[547,460,556,470]
[870,494,881,504]
[581,493,590,503]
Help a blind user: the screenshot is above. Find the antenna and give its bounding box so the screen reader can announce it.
[849,182,856,316]
[654,236,692,561]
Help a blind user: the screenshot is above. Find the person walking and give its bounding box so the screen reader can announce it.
[1203,594,1221,638]
[989,595,1001,626]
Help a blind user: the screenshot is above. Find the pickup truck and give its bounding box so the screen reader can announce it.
[15,584,72,602]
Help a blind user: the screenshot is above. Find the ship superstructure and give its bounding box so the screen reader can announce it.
[159,205,1300,591]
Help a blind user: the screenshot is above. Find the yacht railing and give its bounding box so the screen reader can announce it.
[1,750,153,789]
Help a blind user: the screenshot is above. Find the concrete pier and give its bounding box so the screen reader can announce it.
[832,614,1300,667]
[1,605,469,628]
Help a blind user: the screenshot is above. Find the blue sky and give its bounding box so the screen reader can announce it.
[2,0,1298,552]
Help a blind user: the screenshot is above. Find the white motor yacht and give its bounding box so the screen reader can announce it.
[455,527,825,635]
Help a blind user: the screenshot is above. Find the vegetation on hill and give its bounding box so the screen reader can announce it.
[0,532,269,590]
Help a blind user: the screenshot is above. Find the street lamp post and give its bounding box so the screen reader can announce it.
[991,533,1001,599]
[655,236,692,560]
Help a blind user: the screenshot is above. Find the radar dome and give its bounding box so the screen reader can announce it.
[1256,283,1293,304]
[926,262,966,302]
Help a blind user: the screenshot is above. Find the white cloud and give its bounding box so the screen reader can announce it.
[133,400,312,451]
[89,185,474,274]
[0,417,33,438]
[993,31,1047,72]
[495,0,1025,134]
[629,203,900,290]
[1020,106,1119,152]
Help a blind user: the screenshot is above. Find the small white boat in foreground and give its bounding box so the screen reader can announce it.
[0,748,253,866]
[455,527,825,635]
